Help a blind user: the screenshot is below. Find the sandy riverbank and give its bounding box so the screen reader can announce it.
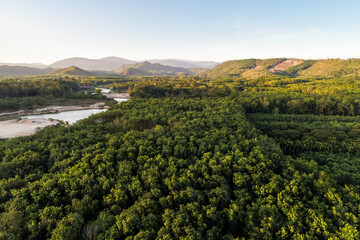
[102,93,130,99]
[31,102,107,114]
[0,118,59,139]
[0,102,107,118]
[0,93,130,139]
[0,102,107,139]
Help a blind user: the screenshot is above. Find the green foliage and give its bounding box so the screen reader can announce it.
[1,73,360,239]
[0,77,110,111]
[0,77,79,98]
[204,58,360,79]
[50,213,84,240]
[250,112,360,194]
[0,97,359,239]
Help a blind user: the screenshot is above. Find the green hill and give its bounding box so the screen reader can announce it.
[115,61,193,76]
[188,68,208,75]
[298,58,360,77]
[51,66,94,76]
[0,65,53,77]
[203,58,360,78]
[203,58,285,78]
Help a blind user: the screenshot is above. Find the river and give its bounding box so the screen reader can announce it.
[0,89,129,138]
[22,89,128,124]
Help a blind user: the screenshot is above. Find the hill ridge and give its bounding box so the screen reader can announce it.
[0,65,54,77]
[115,61,195,76]
[51,66,93,76]
[203,58,360,78]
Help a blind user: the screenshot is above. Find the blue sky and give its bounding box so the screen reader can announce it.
[1,0,360,63]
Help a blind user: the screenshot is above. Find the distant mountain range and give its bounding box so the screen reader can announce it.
[0,57,219,77]
[147,59,218,69]
[0,62,48,69]
[0,57,218,71]
[49,62,204,77]
[49,57,137,71]
[0,65,53,77]
[49,57,218,70]
[4,57,360,78]
[114,62,194,76]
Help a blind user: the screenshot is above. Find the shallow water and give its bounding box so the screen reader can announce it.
[22,89,130,124]
[100,88,111,93]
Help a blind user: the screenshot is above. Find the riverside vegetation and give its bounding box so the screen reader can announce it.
[1,73,360,239]
[0,76,113,112]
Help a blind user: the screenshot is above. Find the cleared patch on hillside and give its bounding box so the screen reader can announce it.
[269,59,303,72]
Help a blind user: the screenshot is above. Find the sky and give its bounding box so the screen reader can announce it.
[1,0,360,64]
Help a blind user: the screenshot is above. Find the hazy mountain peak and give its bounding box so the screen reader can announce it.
[0,62,48,69]
[100,56,132,62]
[0,57,221,72]
[147,59,220,68]
[114,61,194,76]
[50,57,136,71]
[51,66,93,76]
[0,65,53,77]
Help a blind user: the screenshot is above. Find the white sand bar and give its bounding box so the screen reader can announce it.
[0,118,59,139]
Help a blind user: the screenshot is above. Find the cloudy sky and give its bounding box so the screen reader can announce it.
[1,0,360,63]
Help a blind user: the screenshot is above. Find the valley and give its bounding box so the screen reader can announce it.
[2,0,359,239]
[1,70,360,239]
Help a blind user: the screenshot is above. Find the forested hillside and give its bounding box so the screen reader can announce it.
[204,58,360,79]
[51,66,94,76]
[5,58,360,79]
[0,66,54,77]
[114,62,193,76]
[1,75,360,239]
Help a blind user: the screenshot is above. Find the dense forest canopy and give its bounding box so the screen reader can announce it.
[0,74,360,239]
